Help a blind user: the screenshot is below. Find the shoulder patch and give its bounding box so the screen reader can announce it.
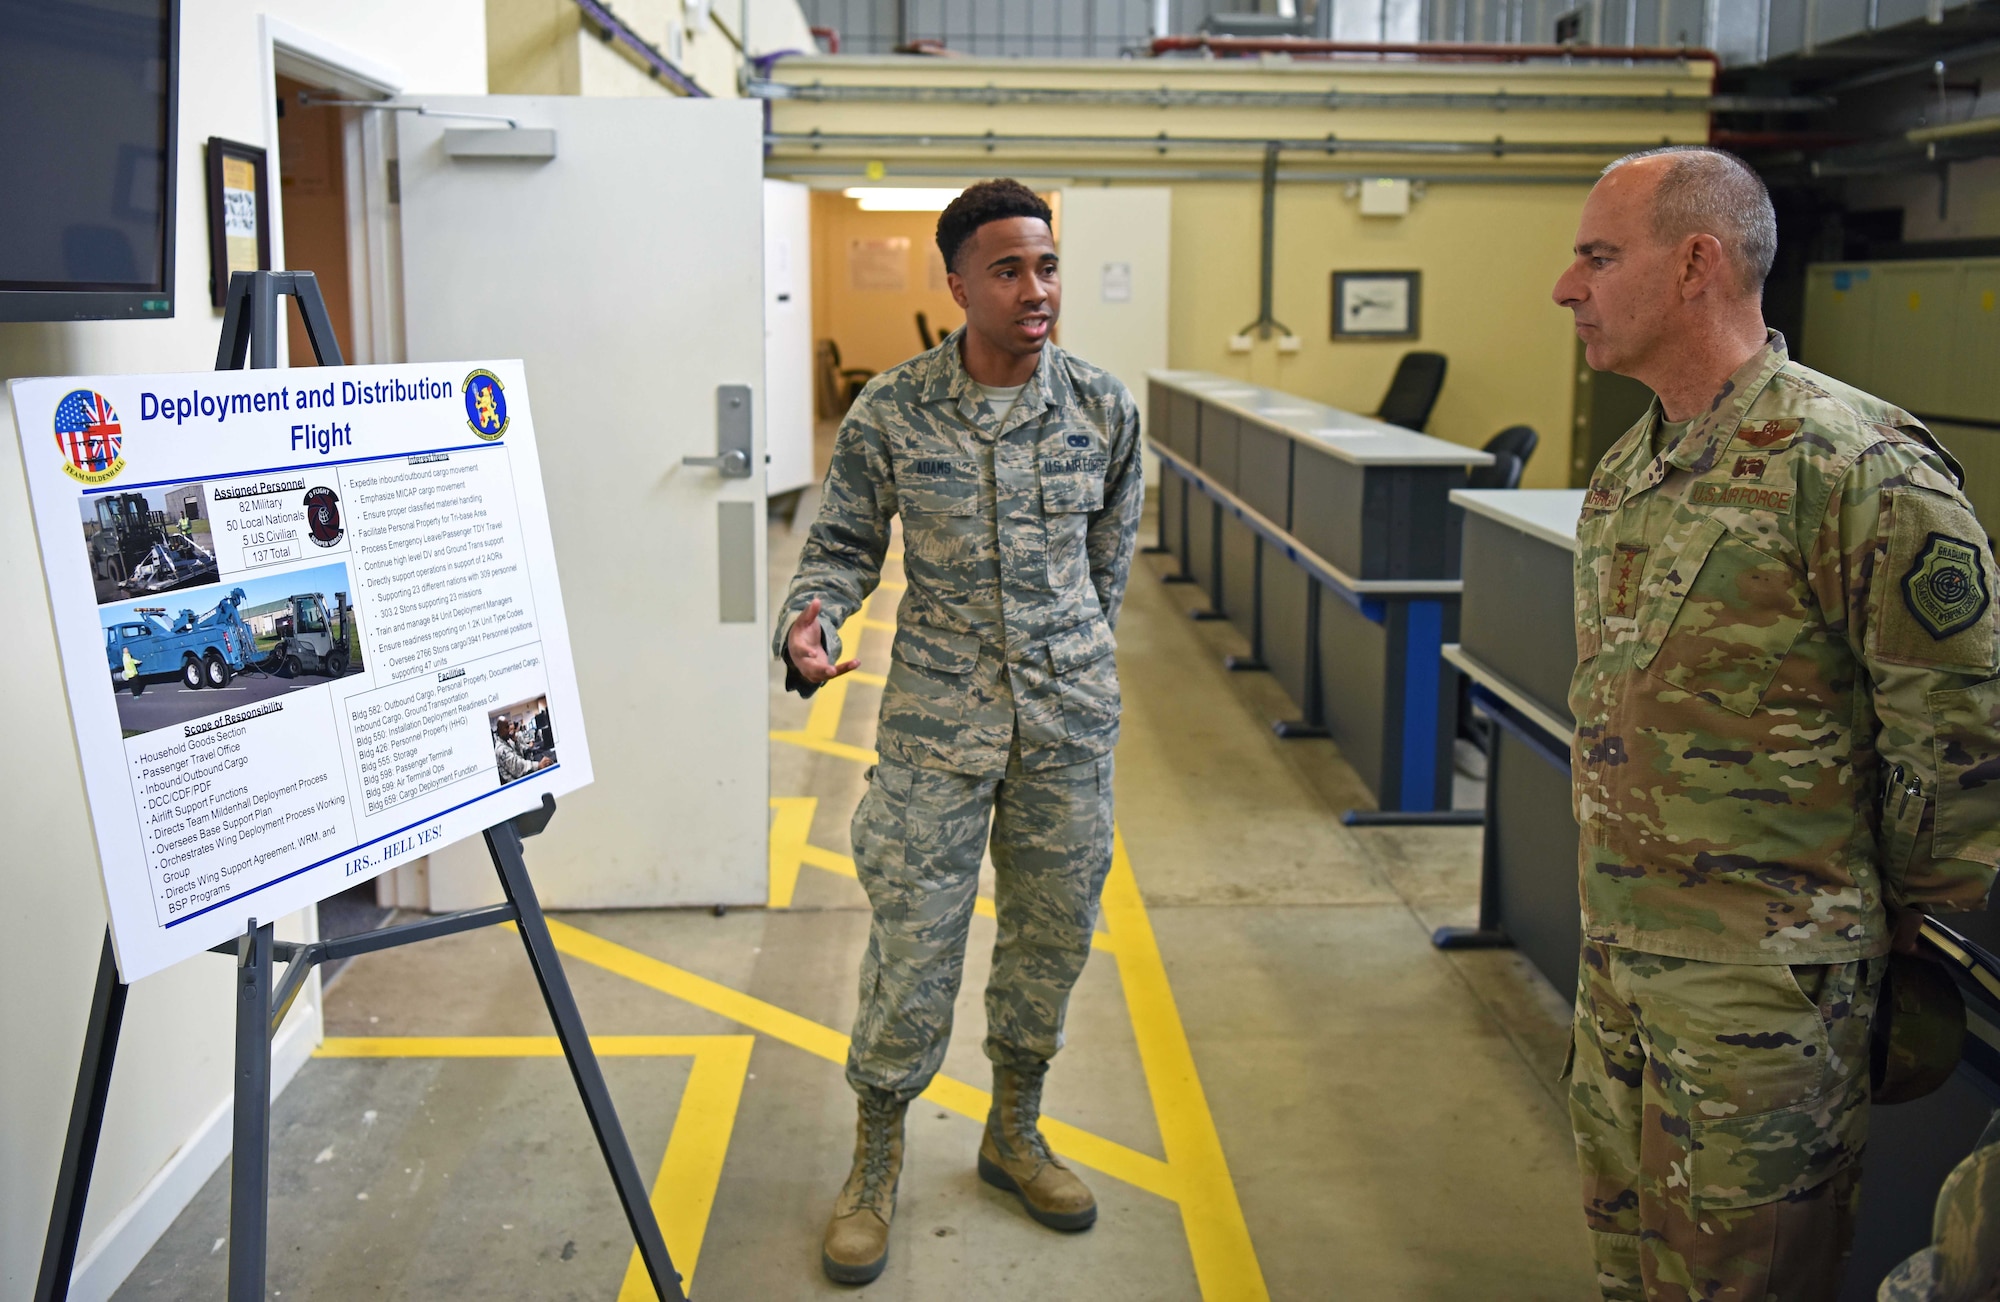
[1873,489,2000,671]
[1737,419,1801,450]
[1902,532,1991,639]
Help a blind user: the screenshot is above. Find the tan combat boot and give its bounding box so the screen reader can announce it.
[977,1063,1097,1231]
[822,1088,906,1285]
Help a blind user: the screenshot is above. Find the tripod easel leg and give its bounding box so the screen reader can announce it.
[36,930,126,1302]
[229,921,274,1302]
[485,820,686,1302]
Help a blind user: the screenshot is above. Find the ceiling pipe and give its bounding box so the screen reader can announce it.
[769,162,1601,184]
[748,79,1825,113]
[1146,35,1719,64]
[767,129,1680,157]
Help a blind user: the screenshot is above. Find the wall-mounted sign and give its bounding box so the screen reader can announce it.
[205,138,270,309]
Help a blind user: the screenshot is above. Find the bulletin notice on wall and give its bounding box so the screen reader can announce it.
[9,361,591,981]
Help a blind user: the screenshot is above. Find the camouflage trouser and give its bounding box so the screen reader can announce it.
[1568,940,1884,1302]
[844,751,1115,1101]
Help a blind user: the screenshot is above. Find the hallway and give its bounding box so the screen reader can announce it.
[113,493,1591,1300]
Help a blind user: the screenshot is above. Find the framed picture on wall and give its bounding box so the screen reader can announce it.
[205,137,270,307]
[1332,270,1421,340]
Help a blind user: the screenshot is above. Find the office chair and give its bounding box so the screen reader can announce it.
[1466,425,1539,490]
[1375,351,1448,432]
[816,339,874,420]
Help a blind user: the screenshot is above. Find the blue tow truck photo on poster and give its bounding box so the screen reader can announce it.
[100,560,362,737]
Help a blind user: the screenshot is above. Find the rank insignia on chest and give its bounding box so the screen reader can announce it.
[1736,419,1801,450]
[1732,455,1767,480]
[1901,531,1991,638]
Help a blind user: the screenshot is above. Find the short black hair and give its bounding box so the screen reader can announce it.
[935,179,1052,274]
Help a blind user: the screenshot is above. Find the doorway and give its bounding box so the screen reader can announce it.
[273,75,355,366]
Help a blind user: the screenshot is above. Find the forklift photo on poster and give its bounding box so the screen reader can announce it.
[8,361,593,981]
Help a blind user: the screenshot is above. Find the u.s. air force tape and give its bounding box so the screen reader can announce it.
[1902,531,1991,639]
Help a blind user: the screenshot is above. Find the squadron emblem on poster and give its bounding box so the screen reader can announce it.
[464,368,509,440]
[304,486,343,547]
[54,388,126,484]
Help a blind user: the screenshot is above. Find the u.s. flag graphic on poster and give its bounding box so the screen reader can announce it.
[53,388,126,485]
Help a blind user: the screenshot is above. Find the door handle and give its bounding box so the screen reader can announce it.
[683,449,751,476]
[683,384,754,479]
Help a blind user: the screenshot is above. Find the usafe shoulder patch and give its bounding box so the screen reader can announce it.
[1903,531,1991,639]
[1737,419,1802,450]
[1689,481,1795,512]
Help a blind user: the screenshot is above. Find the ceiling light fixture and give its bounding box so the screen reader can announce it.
[842,187,964,211]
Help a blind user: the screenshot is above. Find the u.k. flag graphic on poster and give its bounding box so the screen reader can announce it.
[53,388,126,485]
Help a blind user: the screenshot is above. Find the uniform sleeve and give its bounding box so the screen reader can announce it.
[1087,387,1144,631]
[1811,436,2000,914]
[771,392,896,696]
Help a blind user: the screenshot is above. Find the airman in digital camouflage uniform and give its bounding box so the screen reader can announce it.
[1553,147,2000,1300]
[774,179,1142,1286]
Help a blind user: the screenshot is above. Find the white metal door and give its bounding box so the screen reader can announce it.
[1056,187,1172,483]
[764,179,815,498]
[398,97,769,909]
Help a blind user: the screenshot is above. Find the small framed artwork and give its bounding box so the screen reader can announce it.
[206,137,270,307]
[1332,270,1421,340]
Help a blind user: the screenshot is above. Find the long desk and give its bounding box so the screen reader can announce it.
[1445,489,2000,1299]
[1147,370,1491,814]
[1440,490,1585,990]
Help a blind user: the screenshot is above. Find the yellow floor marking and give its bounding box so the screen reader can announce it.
[317,1035,752,1296]
[766,797,815,909]
[1102,834,1269,1300]
[617,1036,754,1300]
[859,618,897,632]
[846,671,887,687]
[542,917,1178,1201]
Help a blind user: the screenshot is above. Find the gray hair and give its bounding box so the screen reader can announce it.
[1603,146,1776,294]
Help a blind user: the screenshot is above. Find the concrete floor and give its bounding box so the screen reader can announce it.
[115,483,1594,1301]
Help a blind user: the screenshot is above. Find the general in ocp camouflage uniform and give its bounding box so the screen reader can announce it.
[1568,331,2000,1300]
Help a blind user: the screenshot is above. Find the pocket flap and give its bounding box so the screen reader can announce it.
[1047,619,1115,674]
[1929,676,2000,865]
[895,624,982,675]
[1041,474,1105,515]
[1645,529,1808,716]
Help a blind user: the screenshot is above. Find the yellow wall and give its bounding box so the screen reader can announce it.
[485,0,750,97]
[810,192,964,376]
[766,55,1712,489]
[1170,181,1588,485]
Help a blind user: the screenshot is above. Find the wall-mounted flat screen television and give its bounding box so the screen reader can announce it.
[0,0,180,322]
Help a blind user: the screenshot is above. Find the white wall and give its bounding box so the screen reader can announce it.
[1056,187,1172,491]
[0,5,485,1298]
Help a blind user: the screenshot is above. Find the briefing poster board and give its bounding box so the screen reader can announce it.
[9,361,591,981]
